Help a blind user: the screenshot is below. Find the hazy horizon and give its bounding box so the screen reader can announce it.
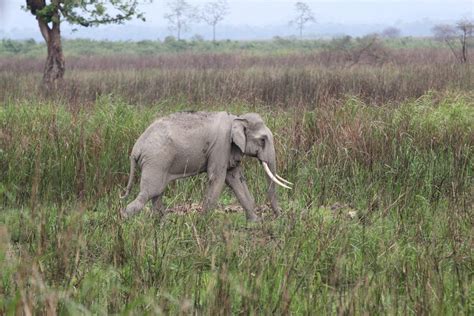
[0,0,472,40]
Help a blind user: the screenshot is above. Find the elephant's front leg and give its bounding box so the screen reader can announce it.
[202,163,227,213]
[225,166,259,222]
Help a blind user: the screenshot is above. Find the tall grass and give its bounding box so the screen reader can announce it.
[1,49,471,107]
[1,93,472,313]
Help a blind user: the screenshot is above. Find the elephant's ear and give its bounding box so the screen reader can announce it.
[231,118,247,153]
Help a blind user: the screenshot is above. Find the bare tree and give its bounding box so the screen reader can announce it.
[24,0,146,87]
[432,19,473,63]
[164,0,196,40]
[201,0,229,42]
[289,2,315,39]
[382,26,401,39]
[456,19,474,63]
[324,34,390,66]
[433,24,462,61]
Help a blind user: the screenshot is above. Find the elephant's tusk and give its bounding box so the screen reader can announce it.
[262,162,292,190]
[276,174,293,186]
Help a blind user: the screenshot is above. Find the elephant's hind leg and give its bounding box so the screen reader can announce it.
[151,195,165,216]
[122,166,168,218]
[122,191,150,218]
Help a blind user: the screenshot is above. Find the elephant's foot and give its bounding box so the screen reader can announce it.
[151,196,165,218]
[273,209,281,218]
[246,213,261,222]
[151,208,167,219]
[120,208,130,219]
[269,204,282,218]
[122,194,147,219]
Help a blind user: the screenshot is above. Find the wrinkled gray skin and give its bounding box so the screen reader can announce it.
[121,111,281,221]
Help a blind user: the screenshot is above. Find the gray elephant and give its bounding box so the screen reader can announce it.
[120,111,292,221]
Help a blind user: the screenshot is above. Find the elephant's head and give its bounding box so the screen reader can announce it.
[231,113,292,215]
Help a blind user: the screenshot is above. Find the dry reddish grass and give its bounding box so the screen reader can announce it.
[0,48,471,108]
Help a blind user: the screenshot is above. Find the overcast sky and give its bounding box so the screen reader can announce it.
[0,0,472,40]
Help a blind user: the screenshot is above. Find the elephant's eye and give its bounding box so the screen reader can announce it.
[260,137,266,148]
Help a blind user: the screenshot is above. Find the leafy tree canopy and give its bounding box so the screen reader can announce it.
[26,0,147,27]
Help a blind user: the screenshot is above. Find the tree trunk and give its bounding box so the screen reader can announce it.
[213,24,216,42]
[460,33,467,63]
[38,17,65,87]
[44,24,65,86]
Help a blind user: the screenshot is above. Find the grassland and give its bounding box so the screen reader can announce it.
[0,40,473,314]
[0,37,446,57]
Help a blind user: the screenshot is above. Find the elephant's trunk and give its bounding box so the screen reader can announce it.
[261,146,292,216]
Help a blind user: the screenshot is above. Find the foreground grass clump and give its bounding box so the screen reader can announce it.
[0,198,471,314]
[1,93,473,313]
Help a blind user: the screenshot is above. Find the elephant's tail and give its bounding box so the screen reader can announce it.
[120,155,138,199]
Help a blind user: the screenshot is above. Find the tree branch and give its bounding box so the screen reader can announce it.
[37,18,51,43]
[58,5,136,27]
[445,38,462,63]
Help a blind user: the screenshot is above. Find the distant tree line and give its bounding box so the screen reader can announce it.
[164,0,316,41]
[20,0,472,88]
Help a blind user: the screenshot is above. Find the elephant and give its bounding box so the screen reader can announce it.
[120,111,292,221]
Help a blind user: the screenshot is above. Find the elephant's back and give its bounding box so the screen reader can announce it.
[132,111,230,161]
[161,111,226,130]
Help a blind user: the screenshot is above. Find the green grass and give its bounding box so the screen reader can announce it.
[0,37,447,57]
[1,93,473,314]
[1,198,471,314]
